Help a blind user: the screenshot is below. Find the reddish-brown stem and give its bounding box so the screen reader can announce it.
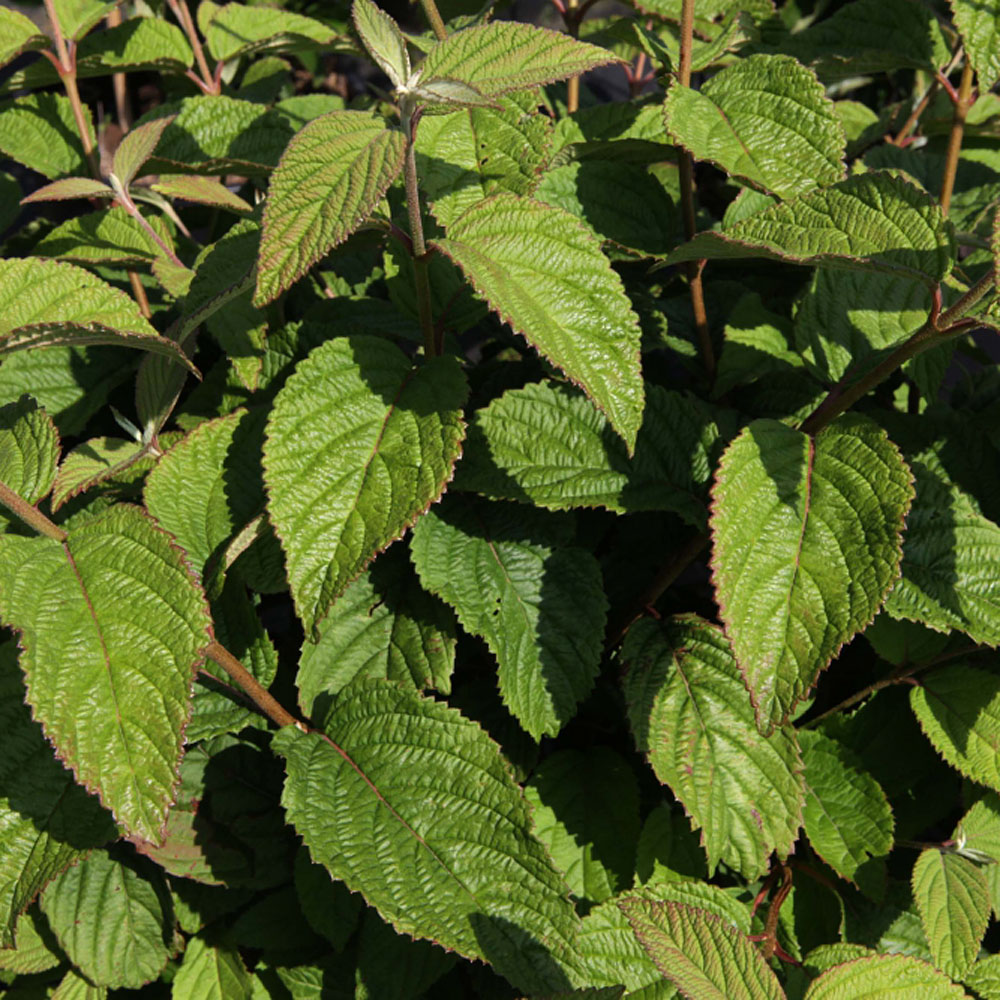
[206,641,308,731]
[892,77,939,146]
[419,0,448,40]
[940,61,975,216]
[760,864,792,961]
[566,0,581,113]
[401,105,436,357]
[106,6,131,132]
[0,481,67,542]
[129,270,152,319]
[109,174,186,268]
[166,0,217,93]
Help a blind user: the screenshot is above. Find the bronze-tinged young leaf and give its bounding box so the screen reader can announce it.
[263,336,467,637]
[274,681,582,995]
[352,0,410,90]
[111,115,175,188]
[433,193,644,451]
[255,110,404,305]
[803,953,971,998]
[0,505,212,843]
[622,616,804,881]
[150,175,252,214]
[710,416,913,732]
[21,177,114,204]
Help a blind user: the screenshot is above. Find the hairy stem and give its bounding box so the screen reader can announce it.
[940,60,975,215]
[166,0,217,93]
[420,0,448,41]
[0,481,68,542]
[401,106,437,356]
[206,641,308,731]
[566,0,581,113]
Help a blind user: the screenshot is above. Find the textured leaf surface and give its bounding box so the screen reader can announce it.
[151,175,252,214]
[799,729,894,882]
[0,93,95,178]
[53,968,107,1000]
[297,546,456,717]
[0,505,212,842]
[255,110,404,304]
[51,437,145,511]
[804,953,970,998]
[417,22,615,98]
[40,852,171,988]
[666,172,955,287]
[885,463,1000,646]
[911,666,1000,791]
[264,336,467,636]
[951,0,1000,91]
[112,115,174,188]
[619,897,785,1000]
[0,396,59,506]
[34,207,173,267]
[353,0,409,89]
[202,1,338,61]
[51,0,113,41]
[171,936,252,1000]
[664,54,844,199]
[710,416,913,731]
[623,616,803,880]
[455,380,721,528]
[433,193,643,450]
[965,954,1000,999]
[0,8,48,69]
[21,177,113,203]
[274,681,582,994]
[411,498,607,740]
[913,848,989,979]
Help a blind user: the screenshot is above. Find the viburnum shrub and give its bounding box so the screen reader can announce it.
[3,0,1000,995]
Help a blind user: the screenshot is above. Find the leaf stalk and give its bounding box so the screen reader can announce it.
[0,481,67,542]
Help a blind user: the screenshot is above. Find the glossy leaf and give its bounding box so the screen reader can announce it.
[353,0,409,89]
[0,93,95,179]
[201,1,338,62]
[255,110,404,304]
[623,616,804,880]
[433,193,644,451]
[664,53,844,199]
[710,416,913,731]
[804,953,970,998]
[0,396,59,506]
[274,681,582,994]
[171,936,252,1000]
[263,336,467,636]
[0,505,212,842]
[411,498,607,740]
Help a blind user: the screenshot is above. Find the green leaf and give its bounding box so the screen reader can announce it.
[411,498,607,740]
[0,9,50,69]
[297,545,456,716]
[910,665,1000,791]
[663,54,845,200]
[0,908,62,974]
[415,90,553,228]
[201,1,339,62]
[799,729,894,883]
[666,172,955,288]
[263,336,467,636]
[714,292,801,397]
[274,681,582,995]
[112,115,174,188]
[151,175,252,214]
[0,396,59,506]
[51,437,146,511]
[34,207,174,267]
[39,852,171,988]
[803,953,970,998]
[53,968,106,1000]
[0,644,115,948]
[965,954,1000,999]
[433,193,644,451]
[0,258,192,368]
[619,897,785,1000]
[710,416,914,731]
[0,93,96,179]
[622,616,804,880]
[0,505,212,842]
[455,381,721,528]
[172,936,252,1000]
[416,22,616,98]
[951,0,1000,91]
[353,0,410,90]
[913,847,989,979]
[884,463,1000,646]
[21,177,114,204]
[255,110,404,305]
[51,0,113,41]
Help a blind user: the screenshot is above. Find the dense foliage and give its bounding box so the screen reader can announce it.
[1,0,1000,996]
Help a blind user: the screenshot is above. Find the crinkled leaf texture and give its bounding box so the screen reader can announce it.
[274,681,582,994]
[622,616,804,880]
[912,847,989,980]
[949,0,1000,91]
[0,505,212,843]
[619,897,785,1000]
[667,172,955,288]
[0,396,59,506]
[200,1,338,61]
[52,967,105,1000]
[0,93,95,179]
[664,53,845,199]
[710,416,913,732]
[112,115,174,188]
[803,952,971,998]
[255,110,404,304]
[34,207,175,267]
[263,335,467,637]
[417,22,615,98]
[171,936,252,1000]
[433,193,644,451]
[51,437,146,512]
[353,0,409,90]
[411,498,607,740]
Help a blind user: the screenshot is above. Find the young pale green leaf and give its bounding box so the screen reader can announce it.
[297,545,456,717]
[255,110,404,305]
[913,847,989,979]
[151,175,251,214]
[112,115,174,188]
[965,954,1000,999]
[433,193,644,451]
[455,381,721,528]
[201,1,338,62]
[263,336,467,637]
[663,54,845,199]
[622,616,804,880]
[0,505,212,843]
[411,499,607,740]
[274,681,582,994]
[51,0,113,41]
[710,416,913,732]
[0,8,49,69]
[40,852,171,989]
[171,936,252,1000]
[799,729,894,883]
[408,77,492,108]
[352,0,410,89]
[51,437,146,511]
[911,666,1000,791]
[804,953,970,998]
[885,463,1000,646]
[53,969,106,1000]
[34,207,174,267]
[416,22,616,98]
[0,396,59,506]
[0,93,96,179]
[951,0,1000,91]
[619,897,785,1000]
[666,172,955,288]
[21,177,113,204]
